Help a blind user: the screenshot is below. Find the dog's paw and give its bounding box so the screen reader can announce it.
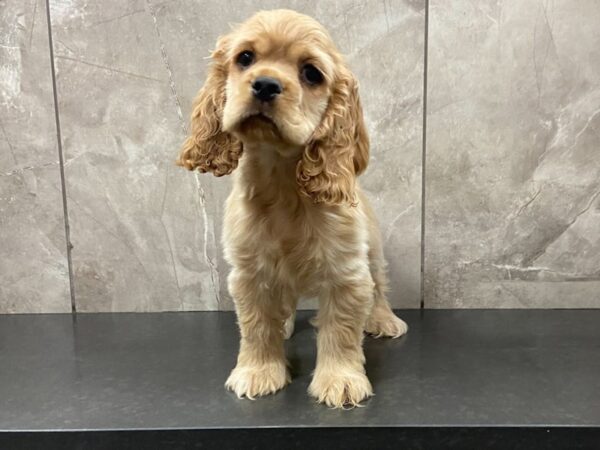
[225,361,290,399]
[308,368,373,408]
[365,308,408,338]
[283,313,295,340]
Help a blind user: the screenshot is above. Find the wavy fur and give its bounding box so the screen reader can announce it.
[178,9,407,408]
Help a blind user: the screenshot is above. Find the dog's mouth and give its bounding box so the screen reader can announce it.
[237,111,282,138]
[243,112,276,126]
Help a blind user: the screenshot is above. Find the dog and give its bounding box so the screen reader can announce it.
[177,9,407,408]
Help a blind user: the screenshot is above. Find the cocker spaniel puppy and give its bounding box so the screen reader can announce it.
[178,9,407,408]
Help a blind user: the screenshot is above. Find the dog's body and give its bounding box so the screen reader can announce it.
[178,10,407,408]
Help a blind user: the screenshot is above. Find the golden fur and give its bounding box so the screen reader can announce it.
[178,9,407,408]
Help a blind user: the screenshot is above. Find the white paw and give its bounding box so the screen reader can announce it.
[365,310,408,338]
[283,312,295,340]
[308,368,373,408]
[225,361,290,399]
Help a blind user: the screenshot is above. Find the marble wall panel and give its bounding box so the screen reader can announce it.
[5,0,599,312]
[424,0,600,307]
[51,0,221,311]
[52,0,424,311]
[151,0,425,309]
[0,0,71,313]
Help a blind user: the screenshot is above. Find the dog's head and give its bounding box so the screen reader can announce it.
[177,9,369,205]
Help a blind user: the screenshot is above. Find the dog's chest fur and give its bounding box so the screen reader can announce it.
[223,154,367,294]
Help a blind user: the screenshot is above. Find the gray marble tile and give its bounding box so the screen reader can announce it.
[51,0,221,311]
[0,0,71,313]
[150,0,425,309]
[424,0,600,307]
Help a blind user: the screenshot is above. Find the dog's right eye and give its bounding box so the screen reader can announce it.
[236,51,255,68]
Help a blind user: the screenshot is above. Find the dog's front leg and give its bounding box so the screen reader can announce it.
[309,268,375,408]
[225,269,291,399]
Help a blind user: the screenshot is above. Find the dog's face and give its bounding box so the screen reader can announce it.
[178,10,370,205]
[221,14,334,148]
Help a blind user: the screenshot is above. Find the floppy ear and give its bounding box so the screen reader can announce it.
[296,67,369,205]
[177,36,242,176]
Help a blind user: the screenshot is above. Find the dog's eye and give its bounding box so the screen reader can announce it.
[236,50,255,68]
[301,64,324,86]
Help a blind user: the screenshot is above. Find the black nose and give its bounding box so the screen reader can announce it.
[252,76,282,102]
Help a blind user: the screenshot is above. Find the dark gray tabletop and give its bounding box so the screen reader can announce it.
[0,310,599,448]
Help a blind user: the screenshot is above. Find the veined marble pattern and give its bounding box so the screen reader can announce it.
[50,0,222,311]
[151,0,425,309]
[424,0,600,307]
[49,0,424,311]
[0,0,71,312]
[5,0,597,313]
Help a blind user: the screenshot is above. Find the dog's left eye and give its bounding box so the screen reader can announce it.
[301,64,324,85]
[236,50,255,68]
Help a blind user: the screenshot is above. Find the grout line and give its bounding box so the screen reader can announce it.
[420,0,430,310]
[45,0,76,313]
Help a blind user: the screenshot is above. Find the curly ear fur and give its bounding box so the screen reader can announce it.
[296,67,369,205]
[177,37,242,176]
